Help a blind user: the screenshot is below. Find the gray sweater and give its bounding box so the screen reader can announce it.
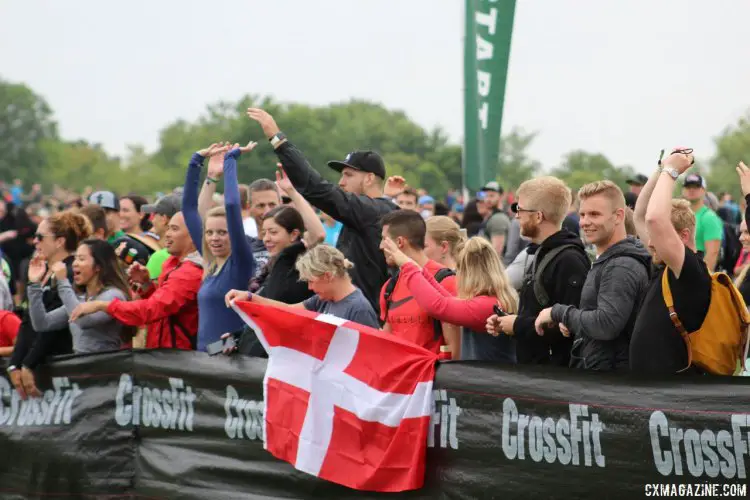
[28,279,126,354]
[551,236,651,371]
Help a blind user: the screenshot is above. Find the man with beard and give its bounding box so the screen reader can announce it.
[485,176,590,365]
[247,108,397,316]
[534,181,651,371]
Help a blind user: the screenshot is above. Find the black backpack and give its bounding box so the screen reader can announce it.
[719,223,742,276]
[382,267,456,341]
[525,244,586,308]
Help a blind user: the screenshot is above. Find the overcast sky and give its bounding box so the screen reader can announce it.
[2,0,749,176]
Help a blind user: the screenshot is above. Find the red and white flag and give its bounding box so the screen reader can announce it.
[231,300,436,492]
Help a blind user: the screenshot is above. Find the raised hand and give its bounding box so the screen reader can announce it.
[384,176,407,198]
[197,142,228,158]
[662,147,695,175]
[737,162,750,197]
[27,255,47,283]
[275,164,295,196]
[208,142,231,178]
[246,108,281,139]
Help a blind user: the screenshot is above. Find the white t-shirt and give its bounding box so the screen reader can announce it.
[243,218,257,238]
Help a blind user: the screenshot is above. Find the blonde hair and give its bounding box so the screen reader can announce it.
[456,237,518,313]
[670,199,696,236]
[624,207,636,236]
[426,216,466,262]
[577,180,626,210]
[295,244,354,281]
[203,205,227,277]
[515,176,571,226]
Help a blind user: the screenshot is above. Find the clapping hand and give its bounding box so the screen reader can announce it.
[384,176,407,198]
[197,142,228,158]
[27,254,47,283]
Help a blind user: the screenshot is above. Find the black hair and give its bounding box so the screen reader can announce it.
[122,194,153,233]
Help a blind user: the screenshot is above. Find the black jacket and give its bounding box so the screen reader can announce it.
[512,230,590,365]
[0,203,36,263]
[10,256,75,369]
[552,236,651,371]
[274,140,397,315]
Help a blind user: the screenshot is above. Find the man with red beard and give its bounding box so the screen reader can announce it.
[486,176,590,366]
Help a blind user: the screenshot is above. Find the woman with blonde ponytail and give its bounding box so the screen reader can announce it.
[425,216,465,270]
[225,244,379,329]
[382,235,518,362]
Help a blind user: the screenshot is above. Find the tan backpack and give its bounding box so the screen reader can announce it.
[662,270,750,375]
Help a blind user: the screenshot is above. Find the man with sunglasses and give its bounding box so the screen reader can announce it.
[486,176,590,366]
[248,108,397,316]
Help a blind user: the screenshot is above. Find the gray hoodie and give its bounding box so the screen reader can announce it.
[551,236,651,371]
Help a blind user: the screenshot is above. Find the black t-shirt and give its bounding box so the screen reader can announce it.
[629,247,711,374]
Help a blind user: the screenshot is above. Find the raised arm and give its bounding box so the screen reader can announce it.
[400,262,493,332]
[198,147,227,220]
[183,152,207,254]
[247,108,386,229]
[645,150,695,277]
[223,146,256,277]
[275,166,325,248]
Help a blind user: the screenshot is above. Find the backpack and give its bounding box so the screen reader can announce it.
[718,223,741,276]
[662,270,750,375]
[383,267,456,341]
[529,244,584,308]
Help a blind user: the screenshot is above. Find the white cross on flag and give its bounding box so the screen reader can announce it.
[231,300,436,492]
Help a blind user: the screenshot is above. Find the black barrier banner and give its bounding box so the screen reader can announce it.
[1,351,749,499]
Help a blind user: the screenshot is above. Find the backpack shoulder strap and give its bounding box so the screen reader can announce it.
[434,267,456,282]
[382,270,400,319]
[533,244,578,307]
[661,268,694,370]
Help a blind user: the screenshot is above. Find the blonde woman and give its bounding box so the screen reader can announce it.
[424,216,465,270]
[183,142,258,351]
[226,244,379,329]
[381,236,518,362]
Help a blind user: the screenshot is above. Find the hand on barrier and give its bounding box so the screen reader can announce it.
[20,367,41,399]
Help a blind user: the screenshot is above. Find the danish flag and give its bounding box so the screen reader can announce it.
[232,300,436,492]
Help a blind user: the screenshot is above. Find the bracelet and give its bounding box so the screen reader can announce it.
[206,177,219,184]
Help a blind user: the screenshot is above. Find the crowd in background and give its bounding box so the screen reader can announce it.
[3,108,750,399]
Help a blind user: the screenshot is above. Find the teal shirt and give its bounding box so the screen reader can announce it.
[694,205,723,253]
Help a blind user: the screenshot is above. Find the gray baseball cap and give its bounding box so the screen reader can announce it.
[142,194,182,218]
[89,191,119,211]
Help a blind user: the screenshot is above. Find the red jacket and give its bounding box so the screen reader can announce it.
[107,252,202,349]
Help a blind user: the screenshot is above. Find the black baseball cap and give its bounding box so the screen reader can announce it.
[328,151,386,179]
[626,174,649,186]
[683,174,706,189]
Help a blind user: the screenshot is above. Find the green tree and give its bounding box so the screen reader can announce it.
[494,128,542,191]
[551,150,637,191]
[707,110,750,200]
[0,79,58,183]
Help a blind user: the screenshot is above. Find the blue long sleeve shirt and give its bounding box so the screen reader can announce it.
[183,150,256,351]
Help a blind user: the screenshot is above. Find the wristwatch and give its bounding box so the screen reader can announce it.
[7,365,17,373]
[269,132,287,148]
[662,167,680,180]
